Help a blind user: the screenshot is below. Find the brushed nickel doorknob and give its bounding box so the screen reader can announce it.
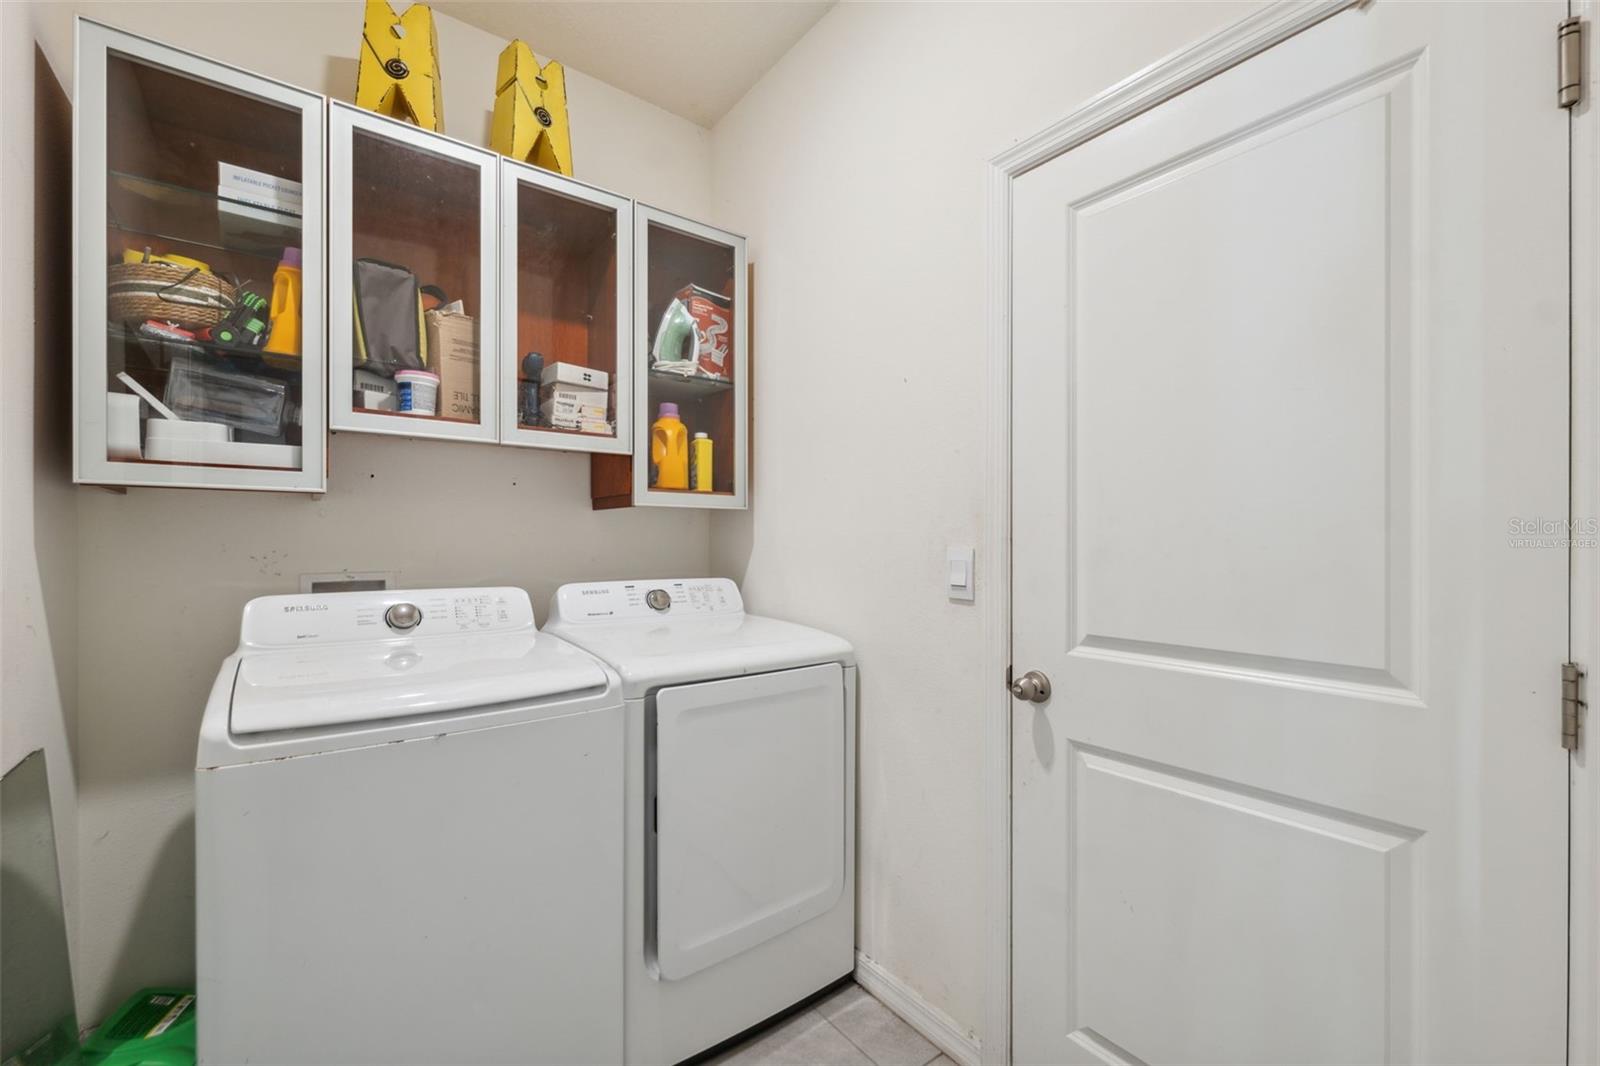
[1010,670,1051,703]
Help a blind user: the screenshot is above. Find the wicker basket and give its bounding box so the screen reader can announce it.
[108,258,237,329]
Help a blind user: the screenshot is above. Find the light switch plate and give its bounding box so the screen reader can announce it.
[947,546,975,602]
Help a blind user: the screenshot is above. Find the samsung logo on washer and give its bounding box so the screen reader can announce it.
[282,604,330,613]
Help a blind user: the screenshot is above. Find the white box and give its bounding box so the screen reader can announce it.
[217,195,301,251]
[543,416,612,435]
[545,395,608,418]
[540,362,608,391]
[354,369,397,412]
[218,162,303,207]
[542,384,608,413]
[218,191,300,221]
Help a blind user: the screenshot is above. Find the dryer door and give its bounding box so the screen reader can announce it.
[652,662,845,980]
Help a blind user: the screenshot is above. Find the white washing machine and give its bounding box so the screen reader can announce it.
[545,578,856,1065]
[195,587,625,1066]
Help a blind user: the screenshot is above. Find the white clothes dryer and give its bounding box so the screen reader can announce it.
[545,578,856,1065]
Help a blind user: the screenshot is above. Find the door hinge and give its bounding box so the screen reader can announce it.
[1560,16,1584,109]
[1564,661,1586,752]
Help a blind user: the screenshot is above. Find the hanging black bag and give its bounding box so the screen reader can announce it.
[352,258,446,375]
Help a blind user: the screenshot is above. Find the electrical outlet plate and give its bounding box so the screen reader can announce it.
[299,570,396,594]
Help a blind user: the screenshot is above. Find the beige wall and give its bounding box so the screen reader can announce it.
[1,0,81,997]
[708,0,1257,1045]
[19,0,718,1021]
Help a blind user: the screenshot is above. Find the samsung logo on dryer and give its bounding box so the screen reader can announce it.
[282,604,330,613]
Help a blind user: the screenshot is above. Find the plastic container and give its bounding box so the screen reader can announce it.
[691,432,713,492]
[394,369,440,416]
[262,247,303,359]
[519,352,544,427]
[80,987,196,1066]
[163,356,289,438]
[651,402,689,489]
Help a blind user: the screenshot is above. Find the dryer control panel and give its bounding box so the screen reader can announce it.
[550,579,744,624]
[240,587,535,647]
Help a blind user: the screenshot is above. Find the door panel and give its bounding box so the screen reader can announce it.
[1071,78,1403,680]
[1069,747,1414,1066]
[1011,4,1567,1063]
[653,664,845,980]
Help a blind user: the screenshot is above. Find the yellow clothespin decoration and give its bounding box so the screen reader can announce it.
[356,0,445,132]
[491,41,572,176]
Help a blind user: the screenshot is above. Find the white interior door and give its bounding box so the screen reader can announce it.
[1011,4,1569,1064]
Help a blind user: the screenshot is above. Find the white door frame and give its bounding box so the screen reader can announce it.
[971,2,1587,1062]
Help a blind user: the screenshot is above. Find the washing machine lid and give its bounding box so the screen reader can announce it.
[230,632,608,735]
[546,580,853,698]
[227,587,608,735]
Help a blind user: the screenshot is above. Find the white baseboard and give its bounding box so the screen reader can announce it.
[853,950,983,1066]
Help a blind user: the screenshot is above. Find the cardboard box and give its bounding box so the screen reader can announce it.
[678,284,733,380]
[541,383,608,416]
[426,307,480,421]
[540,362,608,391]
[542,413,613,435]
[545,401,608,425]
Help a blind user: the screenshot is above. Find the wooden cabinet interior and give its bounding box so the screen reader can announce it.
[515,182,620,438]
[104,52,307,464]
[348,128,483,425]
[592,234,744,509]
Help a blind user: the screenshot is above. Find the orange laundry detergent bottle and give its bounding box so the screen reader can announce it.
[262,247,303,363]
[651,402,689,489]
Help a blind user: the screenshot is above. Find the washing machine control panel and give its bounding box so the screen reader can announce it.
[241,587,536,646]
[551,578,744,623]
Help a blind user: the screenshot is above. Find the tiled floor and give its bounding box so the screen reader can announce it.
[707,982,952,1066]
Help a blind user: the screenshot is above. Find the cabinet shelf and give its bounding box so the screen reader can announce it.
[645,487,737,498]
[109,170,302,264]
[106,324,302,381]
[348,408,484,428]
[647,368,735,402]
[516,422,618,440]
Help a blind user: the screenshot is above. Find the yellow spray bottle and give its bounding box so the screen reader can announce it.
[691,432,713,492]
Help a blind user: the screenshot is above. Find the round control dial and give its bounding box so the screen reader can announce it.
[645,588,672,612]
[385,602,422,631]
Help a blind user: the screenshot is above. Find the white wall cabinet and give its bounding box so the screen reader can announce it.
[593,207,748,509]
[74,20,327,492]
[328,103,499,444]
[75,21,747,508]
[498,159,633,455]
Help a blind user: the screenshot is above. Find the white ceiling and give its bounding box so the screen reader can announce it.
[436,1,834,127]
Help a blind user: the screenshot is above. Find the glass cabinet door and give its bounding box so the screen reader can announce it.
[629,207,748,509]
[74,21,325,491]
[498,160,632,454]
[328,103,498,443]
